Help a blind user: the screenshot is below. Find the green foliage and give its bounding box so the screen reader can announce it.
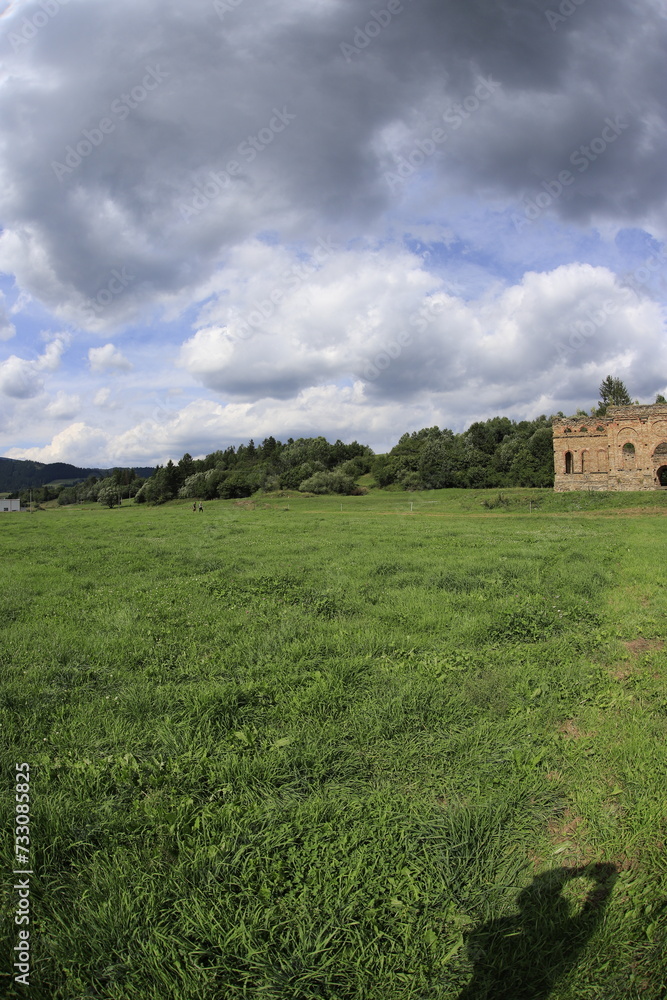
[598,375,632,408]
[280,460,326,491]
[142,437,374,503]
[217,470,259,500]
[482,492,511,509]
[372,417,554,490]
[97,486,118,508]
[0,458,153,493]
[298,469,358,494]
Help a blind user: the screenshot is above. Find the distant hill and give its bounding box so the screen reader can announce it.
[0,457,155,492]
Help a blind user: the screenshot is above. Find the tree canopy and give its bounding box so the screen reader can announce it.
[598,375,631,408]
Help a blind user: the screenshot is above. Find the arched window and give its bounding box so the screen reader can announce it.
[622,442,636,469]
[565,452,573,474]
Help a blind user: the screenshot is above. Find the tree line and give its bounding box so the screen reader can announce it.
[135,437,373,504]
[12,468,146,507]
[134,378,659,500]
[132,416,556,504]
[373,416,554,490]
[14,377,661,505]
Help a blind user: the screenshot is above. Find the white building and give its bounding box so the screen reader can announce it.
[0,499,21,512]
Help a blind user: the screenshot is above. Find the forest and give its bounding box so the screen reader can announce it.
[6,414,557,505]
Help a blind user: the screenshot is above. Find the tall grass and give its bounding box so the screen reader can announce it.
[1,490,666,998]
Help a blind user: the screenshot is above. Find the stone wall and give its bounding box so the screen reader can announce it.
[553,404,667,491]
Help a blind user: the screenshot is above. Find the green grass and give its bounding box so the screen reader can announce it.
[1,489,667,998]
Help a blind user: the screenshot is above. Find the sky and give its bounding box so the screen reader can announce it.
[0,0,666,466]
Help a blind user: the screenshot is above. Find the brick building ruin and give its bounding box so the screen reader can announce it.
[553,404,667,491]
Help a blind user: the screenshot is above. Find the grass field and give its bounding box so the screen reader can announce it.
[2,488,667,999]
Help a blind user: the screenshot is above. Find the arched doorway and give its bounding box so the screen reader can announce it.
[565,452,573,474]
[652,443,667,486]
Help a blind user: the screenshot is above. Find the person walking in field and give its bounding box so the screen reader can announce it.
[192,502,197,512]
[199,502,203,512]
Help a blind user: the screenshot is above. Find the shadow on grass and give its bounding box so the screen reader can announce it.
[458,862,618,1000]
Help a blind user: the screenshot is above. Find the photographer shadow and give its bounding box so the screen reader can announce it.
[457,862,618,1000]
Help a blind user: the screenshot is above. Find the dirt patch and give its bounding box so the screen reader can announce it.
[595,507,667,517]
[557,720,587,739]
[612,853,636,873]
[548,811,584,841]
[547,809,592,865]
[527,849,544,871]
[623,638,665,657]
[608,638,664,680]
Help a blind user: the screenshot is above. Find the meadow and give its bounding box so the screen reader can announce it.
[1,488,667,999]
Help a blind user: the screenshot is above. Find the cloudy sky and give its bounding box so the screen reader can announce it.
[1,0,666,466]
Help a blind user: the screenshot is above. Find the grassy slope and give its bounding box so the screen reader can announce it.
[1,490,666,999]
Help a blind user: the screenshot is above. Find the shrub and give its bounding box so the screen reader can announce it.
[299,470,358,495]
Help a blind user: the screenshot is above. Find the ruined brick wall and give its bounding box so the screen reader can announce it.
[553,404,667,491]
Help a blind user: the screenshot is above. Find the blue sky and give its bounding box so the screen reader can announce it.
[0,0,666,465]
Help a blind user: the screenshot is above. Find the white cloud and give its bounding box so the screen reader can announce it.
[0,294,15,341]
[93,387,111,406]
[0,336,67,398]
[6,423,110,465]
[45,391,81,420]
[0,355,44,399]
[88,344,133,373]
[179,241,442,397]
[180,249,666,412]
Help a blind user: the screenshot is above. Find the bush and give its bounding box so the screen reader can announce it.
[280,461,325,490]
[178,473,208,499]
[482,492,511,509]
[217,471,257,500]
[97,487,118,508]
[339,455,372,477]
[298,470,358,495]
[398,471,423,492]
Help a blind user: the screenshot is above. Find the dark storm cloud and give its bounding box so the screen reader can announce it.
[0,0,665,322]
